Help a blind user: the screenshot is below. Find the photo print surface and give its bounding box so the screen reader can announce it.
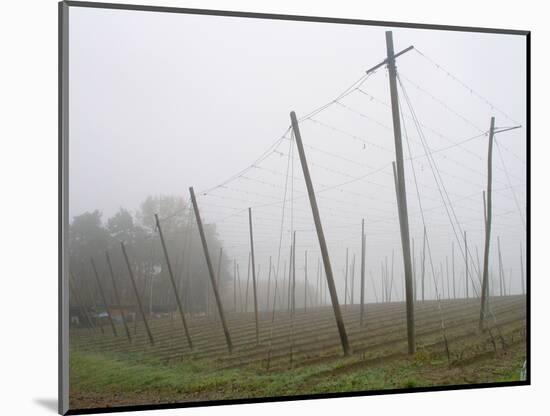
[60,2,529,414]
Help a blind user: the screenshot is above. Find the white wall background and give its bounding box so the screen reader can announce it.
[0,0,544,415]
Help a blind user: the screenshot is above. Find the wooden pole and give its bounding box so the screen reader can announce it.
[189,186,233,353]
[360,219,366,326]
[479,117,495,329]
[371,271,379,303]
[464,231,469,299]
[412,238,416,301]
[154,214,193,349]
[386,31,416,354]
[120,242,154,345]
[215,247,223,317]
[266,256,272,312]
[498,237,506,296]
[90,258,118,337]
[446,256,450,300]
[439,262,445,299]
[290,111,351,355]
[233,258,237,312]
[380,256,388,303]
[105,251,132,343]
[497,237,503,296]
[389,249,395,302]
[315,257,320,306]
[236,262,242,312]
[248,207,260,344]
[287,244,292,312]
[304,250,308,312]
[507,267,512,296]
[421,226,426,302]
[345,248,349,306]
[452,242,456,299]
[350,253,355,305]
[245,252,251,313]
[291,231,297,316]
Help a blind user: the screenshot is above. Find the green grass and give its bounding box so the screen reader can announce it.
[69,341,525,409]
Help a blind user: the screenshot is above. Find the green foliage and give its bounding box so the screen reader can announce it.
[69,195,230,314]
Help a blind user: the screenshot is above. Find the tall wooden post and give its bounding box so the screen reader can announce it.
[412,238,416,301]
[351,254,356,305]
[439,262,445,299]
[446,256,450,300]
[345,248,349,306]
[248,207,260,344]
[245,252,251,313]
[498,237,506,296]
[464,231,469,299]
[287,244,293,312]
[290,111,351,356]
[480,117,496,329]
[120,242,154,346]
[360,219,366,326]
[105,251,132,343]
[154,214,193,349]
[316,257,321,306]
[452,242,456,299]
[233,258,237,312]
[236,262,242,311]
[389,249,395,302]
[189,186,233,353]
[304,250,308,312]
[90,258,118,337]
[421,226,426,302]
[215,247,223,318]
[266,256,272,312]
[386,31,416,354]
[291,231,297,316]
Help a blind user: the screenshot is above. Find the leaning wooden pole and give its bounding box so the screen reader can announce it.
[290,111,351,356]
[154,214,193,349]
[479,117,495,330]
[189,186,233,353]
[105,251,132,343]
[120,242,154,346]
[90,258,118,337]
[386,31,415,354]
[248,207,260,345]
[360,218,366,326]
[214,247,223,318]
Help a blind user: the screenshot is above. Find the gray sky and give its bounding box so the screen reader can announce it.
[69,6,526,302]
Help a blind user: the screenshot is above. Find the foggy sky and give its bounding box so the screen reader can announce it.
[68,6,527,302]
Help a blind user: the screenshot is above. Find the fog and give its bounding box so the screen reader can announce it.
[68,6,526,308]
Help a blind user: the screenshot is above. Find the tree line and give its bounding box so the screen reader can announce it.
[69,195,230,316]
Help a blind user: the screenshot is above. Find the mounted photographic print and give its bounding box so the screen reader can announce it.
[59,1,530,414]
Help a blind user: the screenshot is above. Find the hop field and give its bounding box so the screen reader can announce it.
[70,295,526,410]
